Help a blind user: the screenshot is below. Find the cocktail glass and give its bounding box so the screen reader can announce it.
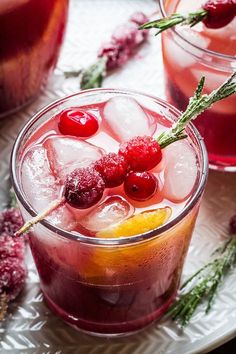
[159,0,236,171]
[11,89,208,336]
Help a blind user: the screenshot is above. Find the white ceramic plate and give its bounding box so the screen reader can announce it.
[0,1,236,353]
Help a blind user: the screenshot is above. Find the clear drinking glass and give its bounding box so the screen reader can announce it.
[11,89,208,336]
[159,0,236,171]
[0,0,68,118]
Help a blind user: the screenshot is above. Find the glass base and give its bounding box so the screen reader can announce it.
[43,291,175,338]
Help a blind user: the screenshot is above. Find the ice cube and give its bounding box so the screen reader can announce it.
[21,145,77,230]
[47,205,77,231]
[43,135,104,181]
[163,141,197,202]
[21,145,60,211]
[103,96,156,142]
[164,29,210,69]
[80,196,133,232]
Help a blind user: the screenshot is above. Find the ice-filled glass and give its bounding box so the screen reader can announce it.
[160,0,236,171]
[0,0,68,117]
[11,89,208,336]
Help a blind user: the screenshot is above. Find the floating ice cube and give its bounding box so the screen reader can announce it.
[47,205,77,231]
[21,145,76,230]
[103,96,155,142]
[43,135,104,181]
[163,141,197,202]
[192,69,226,92]
[21,145,60,211]
[164,29,210,69]
[80,196,133,232]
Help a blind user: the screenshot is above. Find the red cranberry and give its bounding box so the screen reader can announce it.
[124,171,158,201]
[58,108,99,138]
[94,153,128,188]
[119,136,162,172]
[64,167,105,209]
[203,0,236,29]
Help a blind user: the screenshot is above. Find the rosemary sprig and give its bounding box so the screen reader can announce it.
[63,69,82,79]
[80,57,107,90]
[8,188,17,208]
[168,234,236,326]
[157,72,236,148]
[140,9,208,34]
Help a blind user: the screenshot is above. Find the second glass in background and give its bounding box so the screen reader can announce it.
[159,0,236,171]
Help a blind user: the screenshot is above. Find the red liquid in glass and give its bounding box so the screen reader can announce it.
[19,97,199,335]
[162,0,236,170]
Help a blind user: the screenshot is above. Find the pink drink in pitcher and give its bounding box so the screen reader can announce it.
[12,89,207,336]
[0,0,68,117]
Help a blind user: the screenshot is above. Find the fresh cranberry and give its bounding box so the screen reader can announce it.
[64,167,105,209]
[124,171,158,201]
[203,0,236,29]
[119,136,162,172]
[58,108,99,138]
[94,153,128,188]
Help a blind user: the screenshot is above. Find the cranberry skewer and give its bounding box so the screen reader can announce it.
[15,72,236,236]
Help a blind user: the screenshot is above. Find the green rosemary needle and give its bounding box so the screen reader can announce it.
[157,72,236,148]
[140,9,208,35]
[168,234,236,327]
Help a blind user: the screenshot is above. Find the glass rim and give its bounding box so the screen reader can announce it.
[11,88,208,246]
[159,0,236,62]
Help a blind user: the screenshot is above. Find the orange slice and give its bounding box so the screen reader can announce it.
[96,207,172,238]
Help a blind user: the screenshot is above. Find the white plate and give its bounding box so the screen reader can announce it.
[0,1,236,353]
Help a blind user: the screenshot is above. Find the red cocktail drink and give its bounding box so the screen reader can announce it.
[11,89,207,336]
[0,0,68,117]
[160,0,236,171]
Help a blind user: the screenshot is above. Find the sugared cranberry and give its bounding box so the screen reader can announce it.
[124,171,158,201]
[0,208,23,237]
[58,108,99,138]
[229,214,236,234]
[119,136,162,172]
[94,153,128,188]
[64,167,105,209]
[0,258,27,300]
[0,235,25,260]
[203,0,236,29]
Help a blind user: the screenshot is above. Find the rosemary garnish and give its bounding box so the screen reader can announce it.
[140,9,207,35]
[168,233,236,327]
[63,69,82,79]
[80,57,107,90]
[157,72,236,148]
